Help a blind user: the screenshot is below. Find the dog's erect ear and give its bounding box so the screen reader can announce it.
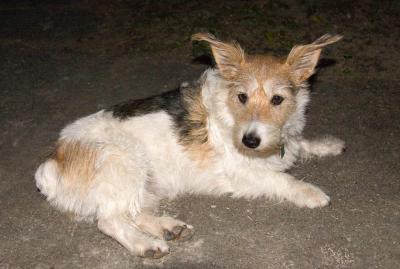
[286,34,342,84]
[192,33,245,80]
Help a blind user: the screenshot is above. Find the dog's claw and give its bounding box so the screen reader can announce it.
[143,248,169,259]
[163,229,176,241]
[144,249,155,258]
[163,225,194,242]
[173,225,194,242]
[178,226,194,241]
[171,225,184,236]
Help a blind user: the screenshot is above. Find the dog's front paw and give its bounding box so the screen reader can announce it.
[290,182,330,208]
[302,136,346,157]
[320,136,346,156]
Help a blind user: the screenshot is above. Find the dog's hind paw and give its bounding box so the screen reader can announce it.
[163,224,194,242]
[136,214,194,243]
[141,244,170,259]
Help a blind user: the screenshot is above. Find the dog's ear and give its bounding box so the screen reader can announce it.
[286,34,342,84]
[192,33,245,80]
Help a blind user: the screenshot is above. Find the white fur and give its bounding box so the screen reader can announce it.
[35,159,59,199]
[35,68,344,256]
[300,136,345,158]
[247,77,259,93]
[97,216,170,257]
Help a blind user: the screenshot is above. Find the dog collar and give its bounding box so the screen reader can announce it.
[279,144,285,159]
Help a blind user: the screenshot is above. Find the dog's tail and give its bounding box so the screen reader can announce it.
[34,159,60,200]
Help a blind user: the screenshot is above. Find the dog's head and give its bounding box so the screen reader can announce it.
[192,33,342,156]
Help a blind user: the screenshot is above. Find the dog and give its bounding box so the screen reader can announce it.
[35,33,345,258]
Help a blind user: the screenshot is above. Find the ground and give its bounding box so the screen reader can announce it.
[0,0,399,268]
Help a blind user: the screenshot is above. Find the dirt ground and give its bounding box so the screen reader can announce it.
[0,0,399,268]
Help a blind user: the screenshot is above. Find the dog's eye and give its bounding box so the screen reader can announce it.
[271,95,284,106]
[238,93,248,104]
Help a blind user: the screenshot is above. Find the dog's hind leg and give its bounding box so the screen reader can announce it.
[98,215,170,258]
[135,212,194,242]
[94,158,170,258]
[299,136,345,158]
[91,138,171,257]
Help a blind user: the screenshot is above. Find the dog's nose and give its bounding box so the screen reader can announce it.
[242,133,261,149]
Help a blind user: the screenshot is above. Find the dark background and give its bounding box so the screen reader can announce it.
[0,1,399,268]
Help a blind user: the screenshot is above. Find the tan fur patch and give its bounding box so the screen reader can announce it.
[179,86,215,166]
[192,33,245,80]
[54,140,98,189]
[286,34,342,84]
[227,55,296,128]
[185,142,215,167]
[224,55,297,157]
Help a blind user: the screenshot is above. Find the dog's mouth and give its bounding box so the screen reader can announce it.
[234,138,281,158]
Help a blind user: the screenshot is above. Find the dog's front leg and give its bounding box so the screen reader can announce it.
[231,170,330,208]
[299,136,345,159]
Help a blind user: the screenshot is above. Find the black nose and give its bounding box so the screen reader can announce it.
[242,133,261,149]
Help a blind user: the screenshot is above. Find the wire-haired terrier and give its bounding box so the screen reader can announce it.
[35,33,345,258]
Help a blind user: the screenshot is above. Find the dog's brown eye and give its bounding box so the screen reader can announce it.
[238,93,248,104]
[271,95,284,106]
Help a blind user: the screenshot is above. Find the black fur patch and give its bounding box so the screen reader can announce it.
[109,89,183,120]
[108,83,208,145]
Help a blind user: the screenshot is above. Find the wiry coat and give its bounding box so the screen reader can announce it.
[35,33,345,258]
